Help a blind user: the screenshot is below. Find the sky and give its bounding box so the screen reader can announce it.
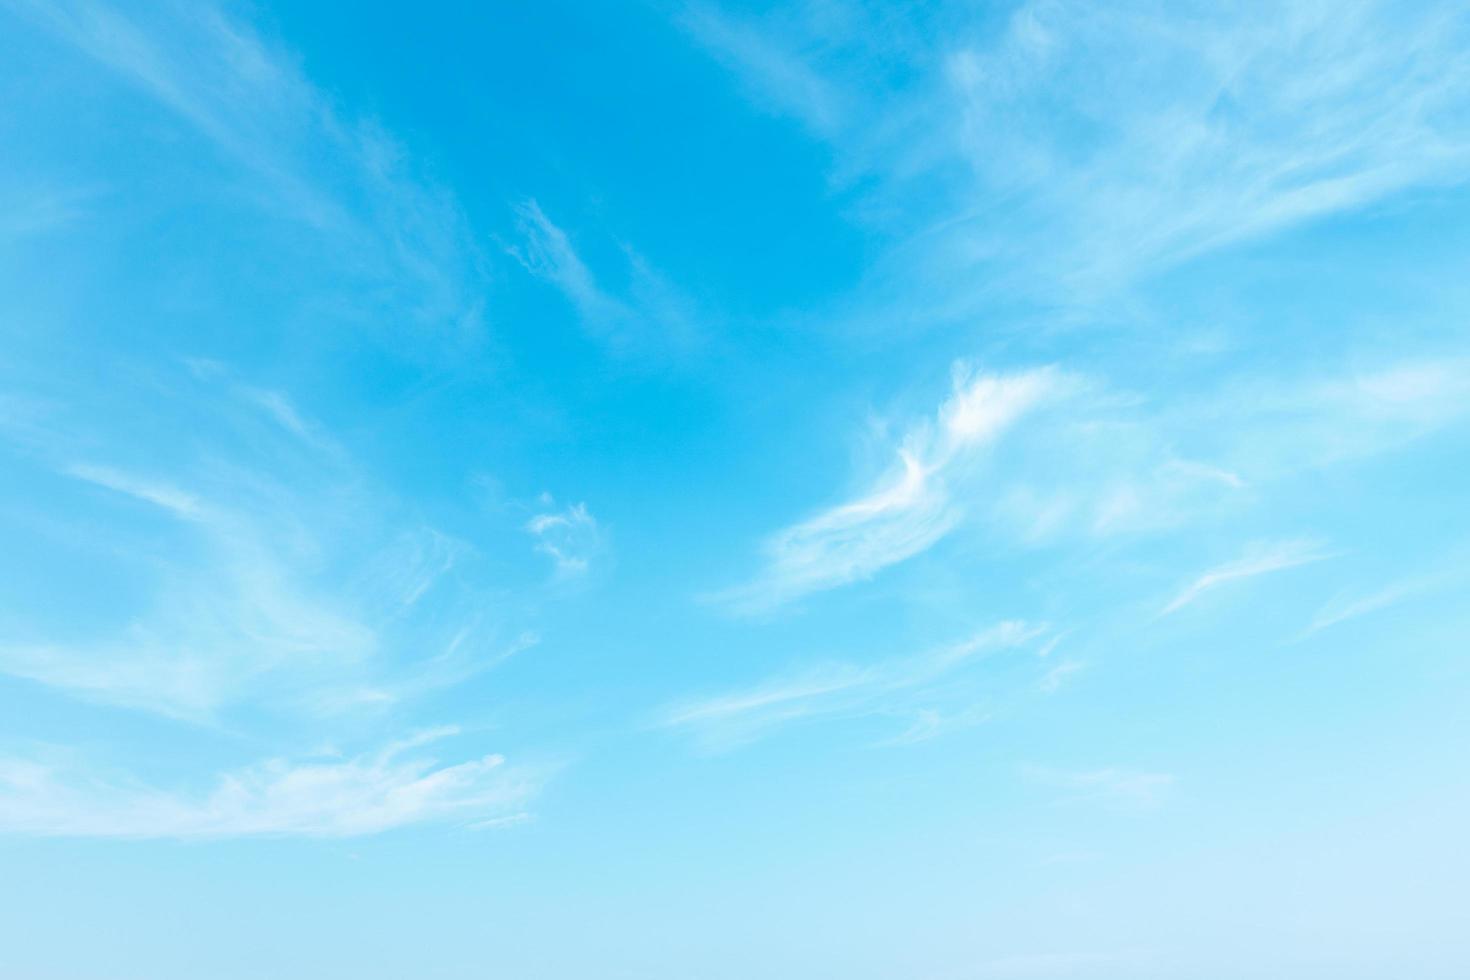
[2,1,1469,977]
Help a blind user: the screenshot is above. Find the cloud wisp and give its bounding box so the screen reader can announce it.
[1024,765,1175,810]
[8,0,486,332]
[507,199,700,355]
[0,373,530,723]
[718,365,1061,611]
[526,498,602,577]
[1160,539,1334,617]
[659,620,1048,749]
[1299,572,1456,638]
[715,350,1470,617]
[685,1,1470,308]
[0,729,539,839]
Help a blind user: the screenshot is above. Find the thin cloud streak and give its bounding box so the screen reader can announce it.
[1160,539,1333,617]
[0,730,540,839]
[9,0,486,331]
[659,621,1047,748]
[1025,765,1175,810]
[686,1,1470,310]
[507,198,700,355]
[1301,574,1448,637]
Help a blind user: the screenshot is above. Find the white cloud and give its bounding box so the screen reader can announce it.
[1037,659,1084,694]
[719,365,1061,611]
[660,621,1046,748]
[685,1,1470,313]
[661,667,869,730]
[0,377,526,721]
[64,462,206,521]
[710,352,1466,619]
[507,199,699,354]
[0,462,378,719]
[1301,575,1442,636]
[9,0,485,330]
[1160,539,1333,617]
[525,499,602,577]
[1025,765,1175,809]
[679,3,850,137]
[508,200,624,327]
[0,730,539,838]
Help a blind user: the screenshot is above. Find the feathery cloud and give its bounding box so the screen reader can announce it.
[525,499,602,577]
[0,373,528,721]
[1161,539,1333,617]
[719,365,1061,611]
[1301,576,1439,637]
[508,199,699,355]
[686,0,1470,314]
[0,729,539,838]
[9,0,486,331]
[660,621,1046,748]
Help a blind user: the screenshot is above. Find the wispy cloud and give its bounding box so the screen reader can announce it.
[718,364,1062,611]
[0,729,540,838]
[63,462,206,521]
[659,620,1047,748]
[1161,539,1333,617]
[525,497,602,577]
[678,3,851,137]
[0,374,530,722]
[686,1,1470,308]
[8,0,486,330]
[0,179,97,243]
[507,199,699,354]
[1301,576,1441,637]
[717,353,1458,617]
[1025,765,1175,810]
[1037,658,1084,694]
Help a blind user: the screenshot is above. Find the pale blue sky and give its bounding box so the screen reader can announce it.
[3,1,1470,977]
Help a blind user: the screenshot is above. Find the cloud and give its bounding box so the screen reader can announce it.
[678,3,850,137]
[659,620,1046,748]
[0,375,528,722]
[0,179,97,243]
[1301,576,1441,637]
[525,498,602,577]
[1025,765,1174,810]
[237,387,338,453]
[508,200,623,326]
[8,0,485,330]
[684,1,1470,314]
[1037,659,1084,694]
[718,364,1062,611]
[63,462,206,521]
[1160,539,1333,617]
[507,199,699,354]
[1,458,376,718]
[0,729,539,838]
[716,352,1451,614]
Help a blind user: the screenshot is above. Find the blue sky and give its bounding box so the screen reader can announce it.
[3,1,1470,976]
